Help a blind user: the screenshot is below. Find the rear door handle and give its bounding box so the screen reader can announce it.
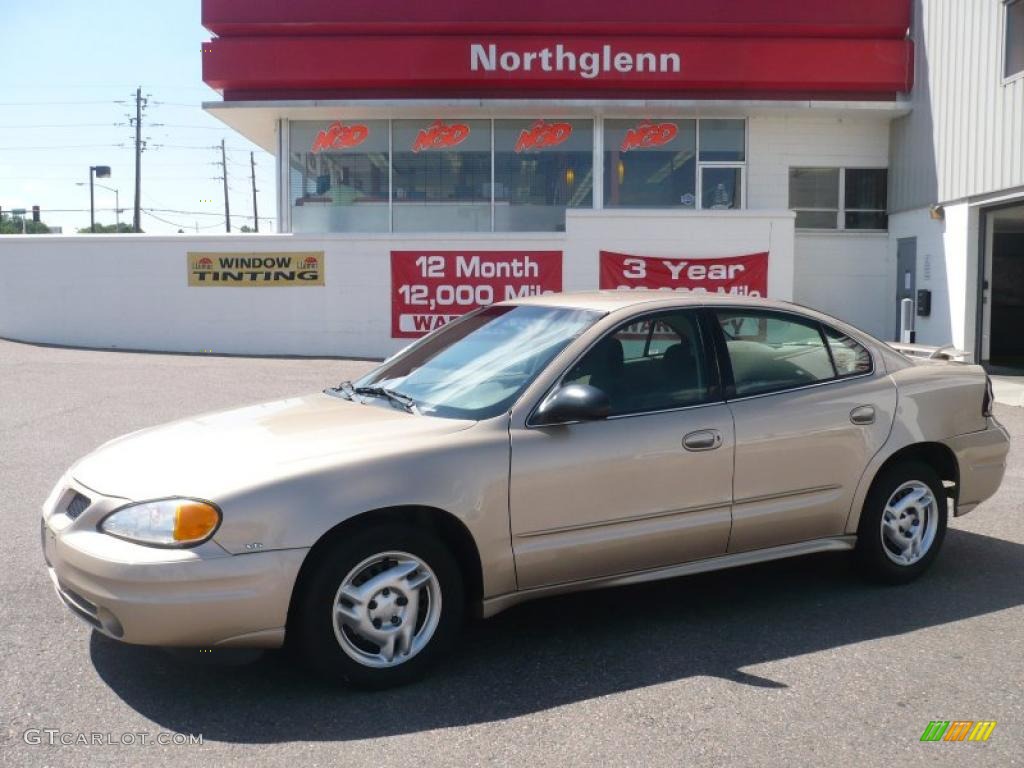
[850,405,876,425]
[683,429,722,452]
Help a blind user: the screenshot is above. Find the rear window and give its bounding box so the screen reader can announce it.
[716,311,833,396]
[824,325,873,377]
[716,310,873,396]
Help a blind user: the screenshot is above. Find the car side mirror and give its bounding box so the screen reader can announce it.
[533,384,611,426]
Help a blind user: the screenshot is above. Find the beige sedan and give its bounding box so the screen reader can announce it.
[41,292,1009,687]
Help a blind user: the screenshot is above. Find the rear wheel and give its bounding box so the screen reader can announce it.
[294,524,464,688]
[856,461,947,584]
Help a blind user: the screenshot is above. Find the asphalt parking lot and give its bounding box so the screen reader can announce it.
[1,338,1021,768]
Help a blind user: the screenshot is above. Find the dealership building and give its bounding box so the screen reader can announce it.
[1,0,1021,361]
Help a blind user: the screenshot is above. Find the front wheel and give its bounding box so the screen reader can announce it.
[294,524,464,688]
[856,461,948,584]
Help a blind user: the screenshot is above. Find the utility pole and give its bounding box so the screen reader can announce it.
[130,87,147,233]
[220,139,231,233]
[250,151,259,233]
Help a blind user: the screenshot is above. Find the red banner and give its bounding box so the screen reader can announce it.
[391,250,562,338]
[599,251,768,297]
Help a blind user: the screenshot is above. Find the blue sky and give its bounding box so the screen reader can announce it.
[0,1,275,234]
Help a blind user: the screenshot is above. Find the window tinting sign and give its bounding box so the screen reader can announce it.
[188,252,325,286]
[411,120,472,152]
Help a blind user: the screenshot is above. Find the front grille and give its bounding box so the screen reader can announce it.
[64,492,91,520]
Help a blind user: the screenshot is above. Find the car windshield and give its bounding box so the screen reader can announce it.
[355,304,603,420]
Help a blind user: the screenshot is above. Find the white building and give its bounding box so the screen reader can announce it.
[0,0,1020,362]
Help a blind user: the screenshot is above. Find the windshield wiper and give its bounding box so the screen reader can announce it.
[354,386,419,414]
[325,380,357,400]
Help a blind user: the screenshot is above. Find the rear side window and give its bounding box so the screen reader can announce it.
[823,325,873,377]
[564,311,711,415]
[716,310,835,396]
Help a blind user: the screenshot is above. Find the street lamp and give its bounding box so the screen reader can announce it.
[76,181,120,231]
[88,165,111,233]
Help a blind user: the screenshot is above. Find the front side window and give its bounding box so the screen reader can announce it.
[564,312,710,415]
[359,305,602,420]
[716,311,836,396]
[494,119,594,232]
[289,120,390,233]
[392,119,492,233]
[1007,0,1024,78]
[789,167,887,231]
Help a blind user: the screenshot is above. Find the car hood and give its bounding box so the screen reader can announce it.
[70,393,475,501]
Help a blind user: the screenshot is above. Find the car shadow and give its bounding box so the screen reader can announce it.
[89,528,1024,743]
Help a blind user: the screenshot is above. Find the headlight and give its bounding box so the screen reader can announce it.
[99,498,221,547]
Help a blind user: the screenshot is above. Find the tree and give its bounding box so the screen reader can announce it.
[240,224,255,233]
[0,215,50,234]
[75,222,137,234]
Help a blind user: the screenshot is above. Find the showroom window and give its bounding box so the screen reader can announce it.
[1007,0,1024,79]
[391,119,492,233]
[289,120,390,233]
[789,168,888,231]
[603,118,745,210]
[494,119,594,232]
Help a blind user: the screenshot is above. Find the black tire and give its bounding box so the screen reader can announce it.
[856,460,947,584]
[294,523,464,689]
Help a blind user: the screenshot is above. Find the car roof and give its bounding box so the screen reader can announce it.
[503,290,800,313]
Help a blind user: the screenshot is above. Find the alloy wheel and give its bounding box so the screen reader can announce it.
[332,551,442,668]
[879,480,939,566]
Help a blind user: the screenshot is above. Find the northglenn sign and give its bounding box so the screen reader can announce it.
[203,35,913,98]
[470,43,680,79]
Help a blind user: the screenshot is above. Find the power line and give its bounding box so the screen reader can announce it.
[0,144,126,150]
[141,209,203,231]
[0,100,124,107]
[151,142,268,154]
[154,124,231,130]
[0,123,123,129]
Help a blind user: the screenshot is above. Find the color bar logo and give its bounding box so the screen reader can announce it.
[920,721,997,742]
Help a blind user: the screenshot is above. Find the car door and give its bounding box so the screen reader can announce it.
[709,308,898,553]
[508,309,735,590]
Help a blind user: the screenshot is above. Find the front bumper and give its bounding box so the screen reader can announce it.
[41,480,308,648]
[944,417,1011,516]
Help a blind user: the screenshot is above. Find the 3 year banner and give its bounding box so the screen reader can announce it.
[599,251,768,296]
[391,250,562,338]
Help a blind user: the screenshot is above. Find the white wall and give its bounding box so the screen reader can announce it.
[0,210,795,358]
[792,233,892,340]
[887,202,977,355]
[747,114,893,338]
[747,114,891,209]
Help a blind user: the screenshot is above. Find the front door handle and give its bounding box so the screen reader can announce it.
[683,429,722,452]
[850,405,876,425]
